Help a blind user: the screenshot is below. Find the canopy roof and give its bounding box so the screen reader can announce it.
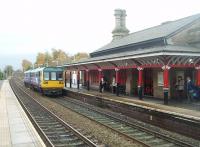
[91,13,200,57]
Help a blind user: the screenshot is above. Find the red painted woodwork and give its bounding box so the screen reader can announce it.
[138,69,143,87]
[118,70,126,85]
[142,64,162,68]
[163,69,169,88]
[86,71,88,81]
[170,64,195,68]
[84,71,86,82]
[118,65,137,69]
[143,69,153,96]
[98,70,102,82]
[85,70,89,82]
[116,70,119,84]
[196,69,200,86]
[67,63,197,73]
[90,70,98,84]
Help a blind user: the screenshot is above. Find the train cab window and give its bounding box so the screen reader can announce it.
[57,72,63,80]
[44,72,50,80]
[51,72,56,80]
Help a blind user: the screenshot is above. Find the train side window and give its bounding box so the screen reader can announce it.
[44,72,50,80]
[57,72,63,80]
[51,72,56,80]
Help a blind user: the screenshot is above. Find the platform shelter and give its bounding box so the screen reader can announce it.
[63,10,200,105]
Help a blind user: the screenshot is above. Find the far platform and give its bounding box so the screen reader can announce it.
[0,80,45,147]
[64,84,200,119]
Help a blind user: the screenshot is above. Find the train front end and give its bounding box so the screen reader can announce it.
[41,67,64,95]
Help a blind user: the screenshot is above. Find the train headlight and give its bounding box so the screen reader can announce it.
[59,81,64,84]
[43,81,48,84]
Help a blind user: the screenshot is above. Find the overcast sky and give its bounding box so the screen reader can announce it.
[0,0,199,70]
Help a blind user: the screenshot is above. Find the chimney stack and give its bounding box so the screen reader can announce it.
[112,9,129,40]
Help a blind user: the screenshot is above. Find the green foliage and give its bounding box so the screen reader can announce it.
[4,65,13,79]
[33,48,89,67]
[22,59,32,71]
[0,70,4,80]
[73,52,89,62]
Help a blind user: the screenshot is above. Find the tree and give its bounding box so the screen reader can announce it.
[35,52,46,67]
[44,51,53,66]
[34,49,88,67]
[22,59,32,71]
[51,48,70,66]
[52,48,59,60]
[73,52,89,62]
[0,69,4,80]
[4,65,13,79]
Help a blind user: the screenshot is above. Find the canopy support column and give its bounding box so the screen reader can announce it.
[137,67,143,100]
[115,68,120,96]
[70,71,72,88]
[195,66,200,87]
[77,70,80,89]
[162,65,170,105]
[86,70,90,91]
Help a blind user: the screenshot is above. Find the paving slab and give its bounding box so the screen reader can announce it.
[0,80,45,147]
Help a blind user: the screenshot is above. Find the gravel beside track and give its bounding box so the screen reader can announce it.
[10,79,98,147]
[51,97,200,147]
[13,77,142,147]
[12,74,200,147]
[32,96,140,147]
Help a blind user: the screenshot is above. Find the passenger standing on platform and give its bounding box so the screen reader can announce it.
[175,76,184,101]
[99,77,104,93]
[186,77,194,102]
[112,76,116,93]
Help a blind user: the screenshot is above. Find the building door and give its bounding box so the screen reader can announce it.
[170,68,195,100]
[103,70,114,92]
[131,69,138,96]
[144,69,153,96]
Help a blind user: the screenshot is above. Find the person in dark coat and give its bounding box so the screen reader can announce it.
[99,77,104,93]
[99,80,103,93]
[186,77,194,102]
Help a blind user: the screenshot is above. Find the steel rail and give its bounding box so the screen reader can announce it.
[14,76,198,147]
[10,78,98,147]
[55,96,196,147]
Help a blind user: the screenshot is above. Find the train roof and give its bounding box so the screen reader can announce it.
[43,67,63,72]
[24,69,33,74]
[31,67,45,73]
[25,67,63,73]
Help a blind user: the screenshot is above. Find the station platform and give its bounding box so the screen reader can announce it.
[0,80,45,147]
[64,85,200,119]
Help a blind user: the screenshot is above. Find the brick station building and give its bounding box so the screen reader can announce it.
[64,9,200,104]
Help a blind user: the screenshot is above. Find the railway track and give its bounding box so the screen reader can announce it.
[12,76,198,147]
[10,78,98,147]
[51,97,197,147]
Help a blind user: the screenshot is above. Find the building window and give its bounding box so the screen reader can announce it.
[158,72,163,86]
